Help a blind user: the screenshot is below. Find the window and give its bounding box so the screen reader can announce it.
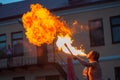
[36,77,45,80]
[110,15,120,44]
[13,76,25,80]
[37,44,48,64]
[89,19,105,47]
[0,34,7,59]
[68,0,105,5]
[11,31,24,56]
[36,75,59,80]
[46,75,59,80]
[115,67,120,80]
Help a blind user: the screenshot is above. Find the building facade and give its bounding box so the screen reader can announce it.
[0,0,120,80]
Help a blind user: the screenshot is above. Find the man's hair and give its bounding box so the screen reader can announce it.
[92,51,100,62]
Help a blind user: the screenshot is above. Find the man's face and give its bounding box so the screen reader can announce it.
[87,51,94,59]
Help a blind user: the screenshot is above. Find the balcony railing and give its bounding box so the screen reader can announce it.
[0,53,67,69]
[0,56,37,69]
[0,53,67,80]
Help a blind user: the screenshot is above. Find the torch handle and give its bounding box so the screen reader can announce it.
[64,43,74,56]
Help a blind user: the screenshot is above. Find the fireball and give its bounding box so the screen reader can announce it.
[22,3,71,46]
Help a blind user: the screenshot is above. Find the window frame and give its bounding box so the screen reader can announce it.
[46,75,59,80]
[13,76,25,80]
[88,18,105,47]
[114,66,120,80]
[0,33,7,59]
[110,15,120,44]
[11,31,24,57]
[36,75,59,80]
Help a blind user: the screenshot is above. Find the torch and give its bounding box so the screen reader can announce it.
[64,43,76,80]
[64,43,74,57]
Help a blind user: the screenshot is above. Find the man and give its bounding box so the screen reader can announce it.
[74,50,102,80]
[6,45,13,67]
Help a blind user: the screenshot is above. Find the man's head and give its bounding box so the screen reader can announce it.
[87,50,100,62]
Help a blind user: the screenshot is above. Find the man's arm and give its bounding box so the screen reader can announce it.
[74,56,95,67]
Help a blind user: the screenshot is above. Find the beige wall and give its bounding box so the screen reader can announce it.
[56,4,120,80]
[0,2,120,80]
[0,21,37,57]
[54,4,120,80]
[58,6,120,56]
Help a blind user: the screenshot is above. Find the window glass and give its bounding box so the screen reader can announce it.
[0,35,6,41]
[46,75,59,80]
[110,15,120,43]
[12,32,23,39]
[115,67,120,80]
[89,19,105,47]
[11,31,24,56]
[0,34,7,59]
[36,75,59,80]
[13,76,25,80]
[112,27,120,42]
[111,17,120,25]
[0,43,6,49]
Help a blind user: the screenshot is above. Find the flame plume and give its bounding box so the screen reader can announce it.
[56,35,86,56]
[22,3,71,46]
[22,3,86,56]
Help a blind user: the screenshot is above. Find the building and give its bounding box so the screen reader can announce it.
[0,0,120,80]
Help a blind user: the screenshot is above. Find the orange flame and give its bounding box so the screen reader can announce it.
[56,35,86,56]
[22,3,71,46]
[22,3,86,56]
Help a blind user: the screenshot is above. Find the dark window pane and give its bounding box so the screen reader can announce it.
[13,76,25,80]
[0,43,6,58]
[115,67,120,80]
[110,15,120,43]
[0,35,6,41]
[13,40,23,56]
[46,75,59,80]
[112,27,120,42]
[0,43,6,49]
[89,19,105,47]
[0,34,7,59]
[111,17,120,25]
[37,44,48,64]
[12,32,23,39]
[12,31,23,56]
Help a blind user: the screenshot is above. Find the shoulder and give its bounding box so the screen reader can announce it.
[90,61,99,66]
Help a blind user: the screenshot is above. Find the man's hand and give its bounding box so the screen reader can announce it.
[73,55,78,60]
